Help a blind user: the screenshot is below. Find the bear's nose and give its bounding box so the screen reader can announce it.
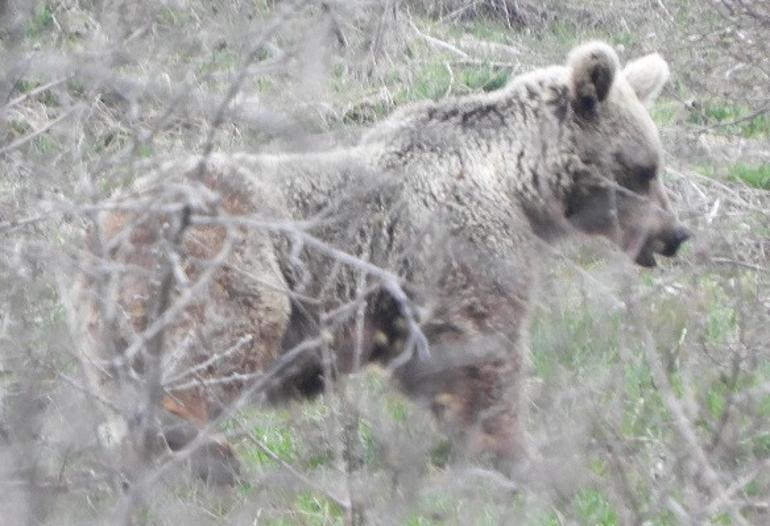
[661,226,691,257]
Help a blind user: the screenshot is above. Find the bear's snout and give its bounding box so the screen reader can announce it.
[634,225,690,267]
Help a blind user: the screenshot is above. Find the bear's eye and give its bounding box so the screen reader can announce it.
[613,153,658,193]
[624,165,656,193]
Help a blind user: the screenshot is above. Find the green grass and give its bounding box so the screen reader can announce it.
[700,277,739,344]
[27,3,55,38]
[573,488,618,525]
[292,492,345,526]
[406,493,455,526]
[397,62,452,102]
[691,163,770,191]
[385,396,409,422]
[8,118,32,138]
[530,291,624,378]
[244,420,296,466]
[11,79,59,107]
[390,61,511,106]
[459,65,509,93]
[524,265,770,522]
[727,164,770,190]
[196,47,240,76]
[653,99,769,143]
[428,438,452,468]
[651,100,680,126]
[544,20,584,47]
[443,16,512,45]
[156,6,196,28]
[689,103,770,138]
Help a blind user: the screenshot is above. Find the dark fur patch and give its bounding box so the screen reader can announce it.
[525,84,539,100]
[547,86,569,123]
[266,301,327,401]
[461,104,506,127]
[366,289,412,365]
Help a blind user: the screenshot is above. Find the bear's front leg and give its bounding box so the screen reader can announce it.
[396,256,533,468]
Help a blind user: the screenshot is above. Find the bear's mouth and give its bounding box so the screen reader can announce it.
[628,235,658,268]
[634,245,657,267]
[634,229,691,268]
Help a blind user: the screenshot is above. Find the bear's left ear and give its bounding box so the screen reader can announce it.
[623,53,670,107]
[568,41,619,117]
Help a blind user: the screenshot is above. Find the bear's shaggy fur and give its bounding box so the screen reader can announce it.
[78,42,688,474]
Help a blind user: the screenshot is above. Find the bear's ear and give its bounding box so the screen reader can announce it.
[623,53,670,107]
[568,41,619,117]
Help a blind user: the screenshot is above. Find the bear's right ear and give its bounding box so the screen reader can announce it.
[567,41,619,117]
[623,53,670,107]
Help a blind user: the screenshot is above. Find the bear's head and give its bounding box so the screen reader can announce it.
[562,42,690,267]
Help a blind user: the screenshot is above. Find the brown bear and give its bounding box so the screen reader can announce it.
[76,41,689,481]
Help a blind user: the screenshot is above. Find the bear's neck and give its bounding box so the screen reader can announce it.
[501,136,575,241]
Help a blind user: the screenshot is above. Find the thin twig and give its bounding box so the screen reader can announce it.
[406,17,469,59]
[0,106,79,156]
[2,77,68,111]
[243,427,351,510]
